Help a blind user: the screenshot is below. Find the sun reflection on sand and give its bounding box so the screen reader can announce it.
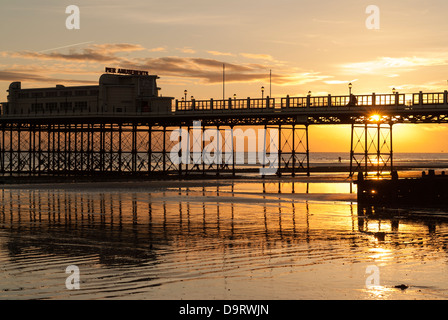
[1,179,448,299]
[369,247,393,261]
[365,284,396,300]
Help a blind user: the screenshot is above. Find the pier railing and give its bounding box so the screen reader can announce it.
[176,97,276,112]
[3,91,448,118]
[412,92,447,106]
[175,93,408,112]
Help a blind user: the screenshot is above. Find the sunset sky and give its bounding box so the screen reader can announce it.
[2,0,448,152]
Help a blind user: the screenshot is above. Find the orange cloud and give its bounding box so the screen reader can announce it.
[0,43,330,86]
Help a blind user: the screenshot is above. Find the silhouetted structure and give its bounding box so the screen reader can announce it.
[356,170,448,206]
[1,69,448,178]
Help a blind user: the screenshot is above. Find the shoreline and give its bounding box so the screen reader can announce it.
[0,165,442,188]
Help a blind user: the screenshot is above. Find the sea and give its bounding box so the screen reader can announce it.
[1,152,448,301]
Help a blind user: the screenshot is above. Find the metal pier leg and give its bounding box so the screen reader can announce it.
[80,124,84,173]
[292,124,296,177]
[202,125,205,176]
[67,124,71,175]
[163,126,166,174]
[100,123,105,173]
[178,126,183,176]
[57,124,61,173]
[306,124,310,177]
[29,125,34,175]
[109,124,114,172]
[0,125,4,175]
[118,123,122,174]
[38,125,42,176]
[86,124,91,173]
[262,124,267,178]
[74,124,78,173]
[185,125,191,176]
[390,123,394,173]
[148,125,152,175]
[216,126,220,177]
[349,123,354,177]
[132,124,137,173]
[47,125,51,174]
[231,125,235,177]
[377,123,381,177]
[9,125,13,176]
[17,124,21,174]
[277,124,282,177]
[364,124,368,178]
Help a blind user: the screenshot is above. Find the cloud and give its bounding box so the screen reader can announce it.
[324,79,358,85]
[0,43,329,86]
[0,71,97,85]
[240,53,275,61]
[177,47,196,54]
[89,43,145,53]
[4,43,145,63]
[207,51,235,57]
[148,47,168,53]
[124,56,273,83]
[340,55,448,74]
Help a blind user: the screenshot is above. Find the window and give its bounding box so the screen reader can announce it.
[46,91,58,97]
[18,92,29,99]
[31,92,43,98]
[31,103,44,112]
[74,101,88,110]
[60,102,72,110]
[75,90,87,96]
[45,102,58,111]
[61,91,72,97]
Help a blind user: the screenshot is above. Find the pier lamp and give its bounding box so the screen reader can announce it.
[392,88,396,94]
[348,83,352,95]
[261,86,265,99]
[191,96,194,100]
[184,90,187,101]
[308,91,311,96]
[233,94,236,100]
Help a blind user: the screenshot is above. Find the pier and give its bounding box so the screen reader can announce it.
[1,71,448,179]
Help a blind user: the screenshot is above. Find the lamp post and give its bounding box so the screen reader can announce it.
[392,88,396,94]
[348,83,352,96]
[261,86,265,99]
[308,91,311,96]
[184,90,187,101]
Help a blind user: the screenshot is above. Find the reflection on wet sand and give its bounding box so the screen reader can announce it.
[1,180,448,299]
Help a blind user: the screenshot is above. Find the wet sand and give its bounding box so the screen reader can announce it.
[1,173,448,300]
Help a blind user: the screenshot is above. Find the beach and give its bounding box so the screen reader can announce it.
[1,165,448,300]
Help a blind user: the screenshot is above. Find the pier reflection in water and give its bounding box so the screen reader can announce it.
[1,180,448,299]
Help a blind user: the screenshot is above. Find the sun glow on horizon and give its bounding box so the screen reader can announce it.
[370,114,381,122]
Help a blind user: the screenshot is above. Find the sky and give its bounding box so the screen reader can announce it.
[1,0,448,152]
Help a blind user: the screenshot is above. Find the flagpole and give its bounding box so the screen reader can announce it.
[269,69,272,97]
[223,64,225,101]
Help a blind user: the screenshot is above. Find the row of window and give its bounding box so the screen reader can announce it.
[31,101,89,111]
[18,90,99,99]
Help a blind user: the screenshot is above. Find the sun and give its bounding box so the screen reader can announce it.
[370,114,381,122]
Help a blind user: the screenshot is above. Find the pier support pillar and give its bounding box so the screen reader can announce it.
[274,124,310,176]
[349,122,393,177]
